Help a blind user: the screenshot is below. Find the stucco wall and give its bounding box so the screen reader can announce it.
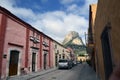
[91,4,97,33]
[0,14,2,26]
[2,17,26,78]
[94,0,120,80]
[0,7,65,79]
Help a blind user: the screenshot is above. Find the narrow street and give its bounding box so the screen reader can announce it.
[29,63,99,80]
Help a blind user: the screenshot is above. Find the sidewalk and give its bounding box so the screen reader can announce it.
[79,62,100,80]
[7,67,57,80]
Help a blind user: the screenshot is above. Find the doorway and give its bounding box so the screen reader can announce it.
[55,54,58,67]
[44,54,47,69]
[9,50,19,76]
[101,27,113,80]
[43,51,48,69]
[32,53,36,72]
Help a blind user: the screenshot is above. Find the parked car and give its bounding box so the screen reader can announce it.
[73,61,77,66]
[58,59,72,69]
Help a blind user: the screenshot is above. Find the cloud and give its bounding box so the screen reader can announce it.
[0,0,15,7]
[30,11,88,41]
[80,0,98,15]
[0,0,36,20]
[60,0,75,5]
[0,0,97,43]
[41,0,48,3]
[30,11,88,43]
[65,0,98,16]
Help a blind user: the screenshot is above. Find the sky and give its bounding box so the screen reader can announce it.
[0,0,98,43]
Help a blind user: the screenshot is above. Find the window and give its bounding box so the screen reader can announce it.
[59,54,61,59]
[62,54,65,59]
[63,49,64,52]
[55,44,57,49]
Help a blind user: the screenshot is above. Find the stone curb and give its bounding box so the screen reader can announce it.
[7,68,57,80]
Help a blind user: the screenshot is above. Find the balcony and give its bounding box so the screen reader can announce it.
[43,41,49,47]
[30,36,40,43]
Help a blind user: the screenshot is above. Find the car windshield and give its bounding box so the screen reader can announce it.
[59,60,68,62]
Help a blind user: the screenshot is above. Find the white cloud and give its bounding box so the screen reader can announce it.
[31,11,88,43]
[60,0,75,5]
[67,4,78,11]
[81,0,98,14]
[0,0,97,43]
[13,8,36,20]
[0,0,36,20]
[41,0,48,3]
[0,0,15,8]
[66,0,98,16]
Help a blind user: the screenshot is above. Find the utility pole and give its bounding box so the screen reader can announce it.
[84,32,87,54]
[85,32,87,46]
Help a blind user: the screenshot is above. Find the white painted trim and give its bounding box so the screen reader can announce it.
[30,49,32,72]
[36,53,38,71]
[6,47,22,77]
[30,48,38,72]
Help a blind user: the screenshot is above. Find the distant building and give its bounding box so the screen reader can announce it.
[66,48,73,59]
[53,41,69,67]
[90,0,120,80]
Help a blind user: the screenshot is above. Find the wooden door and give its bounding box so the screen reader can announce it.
[9,50,19,76]
[32,53,36,72]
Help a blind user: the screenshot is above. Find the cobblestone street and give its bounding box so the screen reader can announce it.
[8,63,100,80]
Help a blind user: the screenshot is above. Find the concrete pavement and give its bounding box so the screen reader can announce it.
[79,62,100,80]
[30,62,100,80]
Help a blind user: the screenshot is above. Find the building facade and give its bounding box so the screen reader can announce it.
[53,41,70,67]
[91,0,120,80]
[0,6,68,79]
[87,4,97,70]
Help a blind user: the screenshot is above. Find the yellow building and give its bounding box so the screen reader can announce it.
[87,4,97,70]
[92,0,120,80]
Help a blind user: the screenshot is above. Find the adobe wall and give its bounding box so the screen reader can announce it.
[94,0,120,80]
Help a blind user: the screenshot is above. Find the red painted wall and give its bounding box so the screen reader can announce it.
[0,14,7,78]
[2,17,27,78]
[0,7,55,79]
[0,14,2,26]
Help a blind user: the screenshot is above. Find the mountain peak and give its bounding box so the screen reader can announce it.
[68,31,79,38]
[71,37,83,45]
[62,31,84,46]
[62,31,79,45]
[62,31,86,55]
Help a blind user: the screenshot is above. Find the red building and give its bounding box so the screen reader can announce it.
[0,6,54,79]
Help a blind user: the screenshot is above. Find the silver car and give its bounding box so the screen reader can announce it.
[58,59,72,69]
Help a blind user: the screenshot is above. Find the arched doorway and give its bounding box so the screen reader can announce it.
[8,50,19,76]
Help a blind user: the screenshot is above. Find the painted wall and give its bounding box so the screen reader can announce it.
[50,40,54,68]
[94,0,120,80]
[2,17,26,78]
[88,4,97,72]
[0,14,2,26]
[0,7,66,79]
[28,30,41,72]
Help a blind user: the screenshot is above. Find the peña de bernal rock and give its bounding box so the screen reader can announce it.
[62,31,86,55]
